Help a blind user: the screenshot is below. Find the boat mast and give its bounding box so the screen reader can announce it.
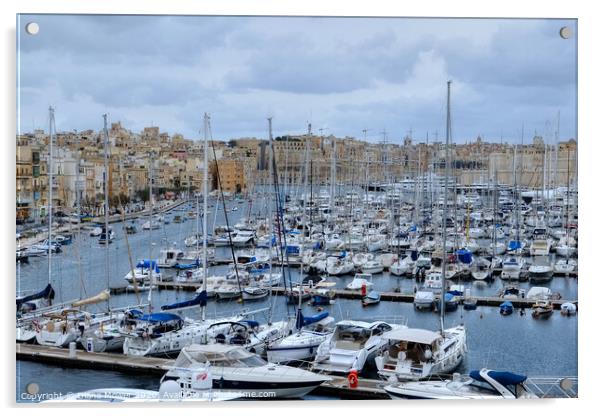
[47,106,54,286]
[147,151,154,312]
[440,80,452,333]
[330,136,336,217]
[102,114,111,312]
[297,122,311,331]
[202,113,210,321]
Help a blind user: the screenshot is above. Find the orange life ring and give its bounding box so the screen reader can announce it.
[348,370,359,388]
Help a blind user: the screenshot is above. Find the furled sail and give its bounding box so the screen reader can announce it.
[71,289,110,307]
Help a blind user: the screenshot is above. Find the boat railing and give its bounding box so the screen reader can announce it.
[523,376,578,398]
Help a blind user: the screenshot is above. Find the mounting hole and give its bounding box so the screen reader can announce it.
[559,26,572,39]
[25,22,39,35]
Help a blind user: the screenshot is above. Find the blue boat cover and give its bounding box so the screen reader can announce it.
[286,245,300,255]
[161,291,208,310]
[444,293,456,302]
[500,301,514,308]
[410,250,419,261]
[137,313,183,323]
[456,248,473,264]
[296,311,329,329]
[508,240,522,251]
[470,370,527,385]
[136,259,159,271]
[241,320,260,329]
[174,260,200,270]
[17,284,55,309]
[365,291,380,300]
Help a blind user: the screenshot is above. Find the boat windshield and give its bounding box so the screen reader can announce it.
[179,348,267,368]
[334,326,371,350]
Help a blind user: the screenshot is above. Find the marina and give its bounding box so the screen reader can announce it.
[15,15,579,403]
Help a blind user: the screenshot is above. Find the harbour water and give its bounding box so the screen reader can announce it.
[15,196,578,401]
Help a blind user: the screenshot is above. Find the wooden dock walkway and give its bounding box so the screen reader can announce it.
[109,283,577,310]
[16,343,388,399]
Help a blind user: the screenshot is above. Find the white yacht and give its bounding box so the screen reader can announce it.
[122,312,249,357]
[157,248,185,268]
[162,344,330,399]
[384,369,537,399]
[528,264,554,283]
[266,312,335,364]
[326,257,354,276]
[500,256,524,280]
[375,326,467,381]
[390,257,413,276]
[312,320,400,375]
[361,260,384,274]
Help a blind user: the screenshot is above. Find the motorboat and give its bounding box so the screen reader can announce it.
[528,264,554,283]
[525,287,553,300]
[162,344,330,399]
[384,369,537,399]
[362,290,381,306]
[326,257,354,276]
[413,290,434,310]
[390,257,414,276]
[157,248,185,268]
[531,300,553,319]
[499,285,525,300]
[500,256,524,280]
[345,273,373,291]
[443,293,460,312]
[554,258,577,275]
[530,226,552,256]
[266,312,335,364]
[361,260,384,274]
[312,320,400,375]
[423,270,443,293]
[375,325,467,381]
[500,301,514,315]
[560,302,577,316]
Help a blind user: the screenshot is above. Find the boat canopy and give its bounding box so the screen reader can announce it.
[136,259,159,270]
[456,248,473,264]
[296,311,329,329]
[16,284,55,309]
[136,313,183,323]
[470,370,527,385]
[161,291,208,311]
[526,287,552,299]
[500,301,513,308]
[173,260,200,270]
[508,240,522,251]
[383,327,441,344]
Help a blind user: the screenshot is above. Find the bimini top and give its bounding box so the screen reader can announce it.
[136,313,182,323]
[383,327,441,345]
[470,370,527,386]
[335,320,387,329]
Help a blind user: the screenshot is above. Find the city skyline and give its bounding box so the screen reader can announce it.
[17,15,577,143]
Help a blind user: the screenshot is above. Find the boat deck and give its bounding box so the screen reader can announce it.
[16,343,578,399]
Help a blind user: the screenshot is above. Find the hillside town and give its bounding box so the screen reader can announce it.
[16,121,577,224]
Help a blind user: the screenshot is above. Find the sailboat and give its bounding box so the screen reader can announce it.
[377,81,467,382]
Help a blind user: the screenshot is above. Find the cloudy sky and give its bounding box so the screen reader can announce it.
[17,15,577,143]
